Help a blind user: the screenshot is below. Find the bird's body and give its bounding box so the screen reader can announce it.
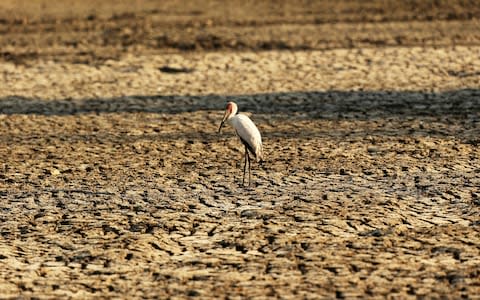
[218,102,263,186]
[227,114,263,162]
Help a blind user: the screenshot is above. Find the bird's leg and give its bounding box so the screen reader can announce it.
[247,151,251,186]
[242,145,248,186]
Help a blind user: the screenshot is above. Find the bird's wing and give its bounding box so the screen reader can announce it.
[231,114,263,161]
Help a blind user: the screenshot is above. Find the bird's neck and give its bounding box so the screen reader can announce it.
[227,111,237,120]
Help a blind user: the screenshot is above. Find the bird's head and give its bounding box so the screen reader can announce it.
[218,102,238,133]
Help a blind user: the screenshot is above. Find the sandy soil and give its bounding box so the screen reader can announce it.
[0,1,479,299]
[1,0,480,64]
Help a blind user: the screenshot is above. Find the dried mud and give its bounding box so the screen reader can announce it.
[0,1,480,299]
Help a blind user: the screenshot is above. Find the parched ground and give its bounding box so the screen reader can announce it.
[0,1,480,299]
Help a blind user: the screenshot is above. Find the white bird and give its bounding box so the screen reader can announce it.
[218,101,263,186]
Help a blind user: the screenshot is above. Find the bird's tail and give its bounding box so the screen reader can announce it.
[255,146,264,163]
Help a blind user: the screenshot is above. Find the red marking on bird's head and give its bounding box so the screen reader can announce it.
[226,102,234,112]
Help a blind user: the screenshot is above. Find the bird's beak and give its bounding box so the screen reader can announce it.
[218,121,224,133]
[218,110,229,133]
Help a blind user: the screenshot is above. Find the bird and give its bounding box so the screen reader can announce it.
[218,101,263,186]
